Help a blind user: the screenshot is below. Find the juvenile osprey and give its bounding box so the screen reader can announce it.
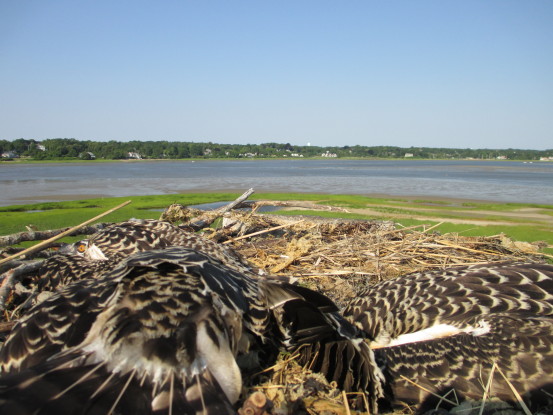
[39,219,252,291]
[340,262,553,412]
[0,247,378,414]
[62,219,250,270]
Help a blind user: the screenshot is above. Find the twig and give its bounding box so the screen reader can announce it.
[0,223,109,247]
[437,239,503,256]
[422,222,444,233]
[478,362,496,415]
[342,390,352,415]
[251,385,285,390]
[391,223,428,232]
[251,352,301,377]
[223,220,305,244]
[345,392,371,415]
[399,375,458,406]
[0,200,132,267]
[495,364,532,415]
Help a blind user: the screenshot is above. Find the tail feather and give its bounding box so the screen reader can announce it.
[264,277,385,412]
[296,340,384,413]
[0,353,237,415]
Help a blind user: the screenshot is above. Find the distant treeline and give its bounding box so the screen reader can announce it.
[1,138,552,161]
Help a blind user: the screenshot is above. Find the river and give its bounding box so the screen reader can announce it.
[1,159,552,206]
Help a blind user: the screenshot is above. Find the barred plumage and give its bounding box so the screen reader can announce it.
[37,254,119,291]
[62,218,250,268]
[0,247,375,414]
[341,262,553,412]
[39,219,252,291]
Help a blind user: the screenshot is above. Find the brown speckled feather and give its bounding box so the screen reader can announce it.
[342,262,553,412]
[69,219,250,271]
[37,254,119,291]
[39,219,253,291]
[0,247,372,414]
[377,312,553,411]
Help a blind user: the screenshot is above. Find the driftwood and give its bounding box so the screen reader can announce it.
[0,223,111,248]
[160,188,256,229]
[0,261,43,313]
[190,188,256,229]
[160,190,352,231]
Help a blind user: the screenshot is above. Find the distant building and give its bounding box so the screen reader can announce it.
[321,151,337,158]
[1,151,18,158]
[79,151,96,159]
[496,155,507,160]
[290,153,303,157]
[127,152,142,159]
[36,144,46,151]
[404,153,414,158]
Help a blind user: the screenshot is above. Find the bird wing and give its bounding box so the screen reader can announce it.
[376,312,553,410]
[37,254,118,291]
[344,262,553,341]
[0,274,117,373]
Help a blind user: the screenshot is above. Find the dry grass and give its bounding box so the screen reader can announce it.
[219,212,546,308]
[215,212,549,414]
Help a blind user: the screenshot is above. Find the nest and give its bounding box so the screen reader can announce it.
[0,205,550,415]
[215,212,547,309]
[196,211,549,415]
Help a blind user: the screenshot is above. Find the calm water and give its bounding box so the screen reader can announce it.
[1,159,552,206]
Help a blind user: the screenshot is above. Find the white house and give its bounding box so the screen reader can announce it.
[127,152,142,159]
[1,151,18,158]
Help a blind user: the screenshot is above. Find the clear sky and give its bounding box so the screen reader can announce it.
[1,1,552,149]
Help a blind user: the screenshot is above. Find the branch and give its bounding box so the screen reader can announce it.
[0,223,111,247]
[0,200,132,267]
[223,220,305,245]
[0,260,43,312]
[187,188,256,230]
[214,188,255,214]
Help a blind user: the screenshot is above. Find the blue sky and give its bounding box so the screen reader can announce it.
[1,1,552,149]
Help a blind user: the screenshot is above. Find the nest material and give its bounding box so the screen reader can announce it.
[221,213,546,308]
[0,208,549,415]
[215,213,548,415]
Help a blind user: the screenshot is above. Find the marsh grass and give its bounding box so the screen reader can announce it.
[1,192,552,256]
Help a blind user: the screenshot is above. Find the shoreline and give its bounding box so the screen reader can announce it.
[4,190,551,210]
[3,157,553,164]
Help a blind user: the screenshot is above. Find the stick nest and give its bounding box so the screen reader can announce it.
[1,207,550,415]
[215,212,549,415]
[218,212,547,308]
